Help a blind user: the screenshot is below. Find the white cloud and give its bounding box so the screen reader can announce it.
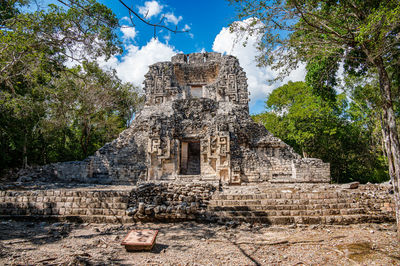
[164,13,182,25]
[182,24,193,38]
[163,33,171,43]
[212,19,306,109]
[99,38,177,88]
[138,1,163,19]
[120,26,137,41]
[120,16,130,23]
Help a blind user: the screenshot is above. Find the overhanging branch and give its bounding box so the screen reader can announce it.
[117,0,189,38]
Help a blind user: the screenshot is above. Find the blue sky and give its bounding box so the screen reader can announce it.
[101,0,238,53]
[39,0,307,114]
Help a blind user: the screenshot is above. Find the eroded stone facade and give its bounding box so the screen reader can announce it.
[20,53,330,185]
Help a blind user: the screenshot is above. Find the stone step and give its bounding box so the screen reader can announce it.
[208,199,358,206]
[0,214,134,224]
[0,203,128,212]
[212,208,365,218]
[1,197,129,204]
[0,207,127,216]
[213,192,355,200]
[0,191,131,197]
[209,199,263,206]
[208,203,361,211]
[213,214,390,225]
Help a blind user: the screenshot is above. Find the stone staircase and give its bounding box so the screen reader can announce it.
[0,187,133,224]
[0,183,394,225]
[207,186,395,225]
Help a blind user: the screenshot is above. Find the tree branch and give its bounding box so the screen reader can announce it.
[292,0,354,44]
[117,0,189,38]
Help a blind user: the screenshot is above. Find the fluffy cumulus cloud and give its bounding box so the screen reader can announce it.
[100,38,177,88]
[138,0,163,18]
[212,19,306,112]
[164,13,182,25]
[120,26,137,41]
[137,1,185,28]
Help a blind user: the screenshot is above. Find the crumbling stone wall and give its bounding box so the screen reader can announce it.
[0,188,132,223]
[16,52,330,185]
[126,182,217,221]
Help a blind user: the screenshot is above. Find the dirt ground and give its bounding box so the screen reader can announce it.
[0,220,399,265]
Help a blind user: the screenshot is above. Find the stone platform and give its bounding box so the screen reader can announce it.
[208,184,395,225]
[0,185,133,224]
[0,182,395,225]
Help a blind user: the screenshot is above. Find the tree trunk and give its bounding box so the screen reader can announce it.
[39,130,46,165]
[80,119,91,158]
[22,132,27,169]
[62,128,66,158]
[380,117,395,179]
[374,56,400,239]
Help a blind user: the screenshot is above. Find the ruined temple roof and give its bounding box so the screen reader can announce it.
[142,52,250,109]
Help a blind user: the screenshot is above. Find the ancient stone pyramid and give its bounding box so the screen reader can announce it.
[30,53,330,185]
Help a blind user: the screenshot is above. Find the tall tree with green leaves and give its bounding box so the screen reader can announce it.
[230,0,400,239]
[253,81,387,184]
[38,62,143,162]
[0,1,143,173]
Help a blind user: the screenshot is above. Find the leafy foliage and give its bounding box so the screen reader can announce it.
[0,1,143,174]
[253,81,388,183]
[229,0,399,76]
[305,54,339,102]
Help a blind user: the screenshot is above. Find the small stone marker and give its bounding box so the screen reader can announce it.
[344,181,360,189]
[121,230,158,251]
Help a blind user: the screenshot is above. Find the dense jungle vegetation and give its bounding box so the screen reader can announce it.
[0,0,143,174]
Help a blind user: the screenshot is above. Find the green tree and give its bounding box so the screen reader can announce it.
[230,0,400,239]
[61,62,143,158]
[305,54,339,103]
[0,1,144,173]
[253,81,387,183]
[33,62,143,163]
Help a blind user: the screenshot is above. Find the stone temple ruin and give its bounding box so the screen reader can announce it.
[4,53,395,227]
[29,52,330,185]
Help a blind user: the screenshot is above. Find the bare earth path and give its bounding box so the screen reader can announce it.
[0,221,399,265]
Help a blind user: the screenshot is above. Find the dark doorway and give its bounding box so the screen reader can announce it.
[180,141,200,175]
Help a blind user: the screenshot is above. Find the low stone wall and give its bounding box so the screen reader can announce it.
[351,184,396,214]
[209,184,396,225]
[126,182,218,221]
[291,158,330,183]
[0,186,132,223]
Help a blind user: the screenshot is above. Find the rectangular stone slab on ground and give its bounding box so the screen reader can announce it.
[121,229,158,251]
